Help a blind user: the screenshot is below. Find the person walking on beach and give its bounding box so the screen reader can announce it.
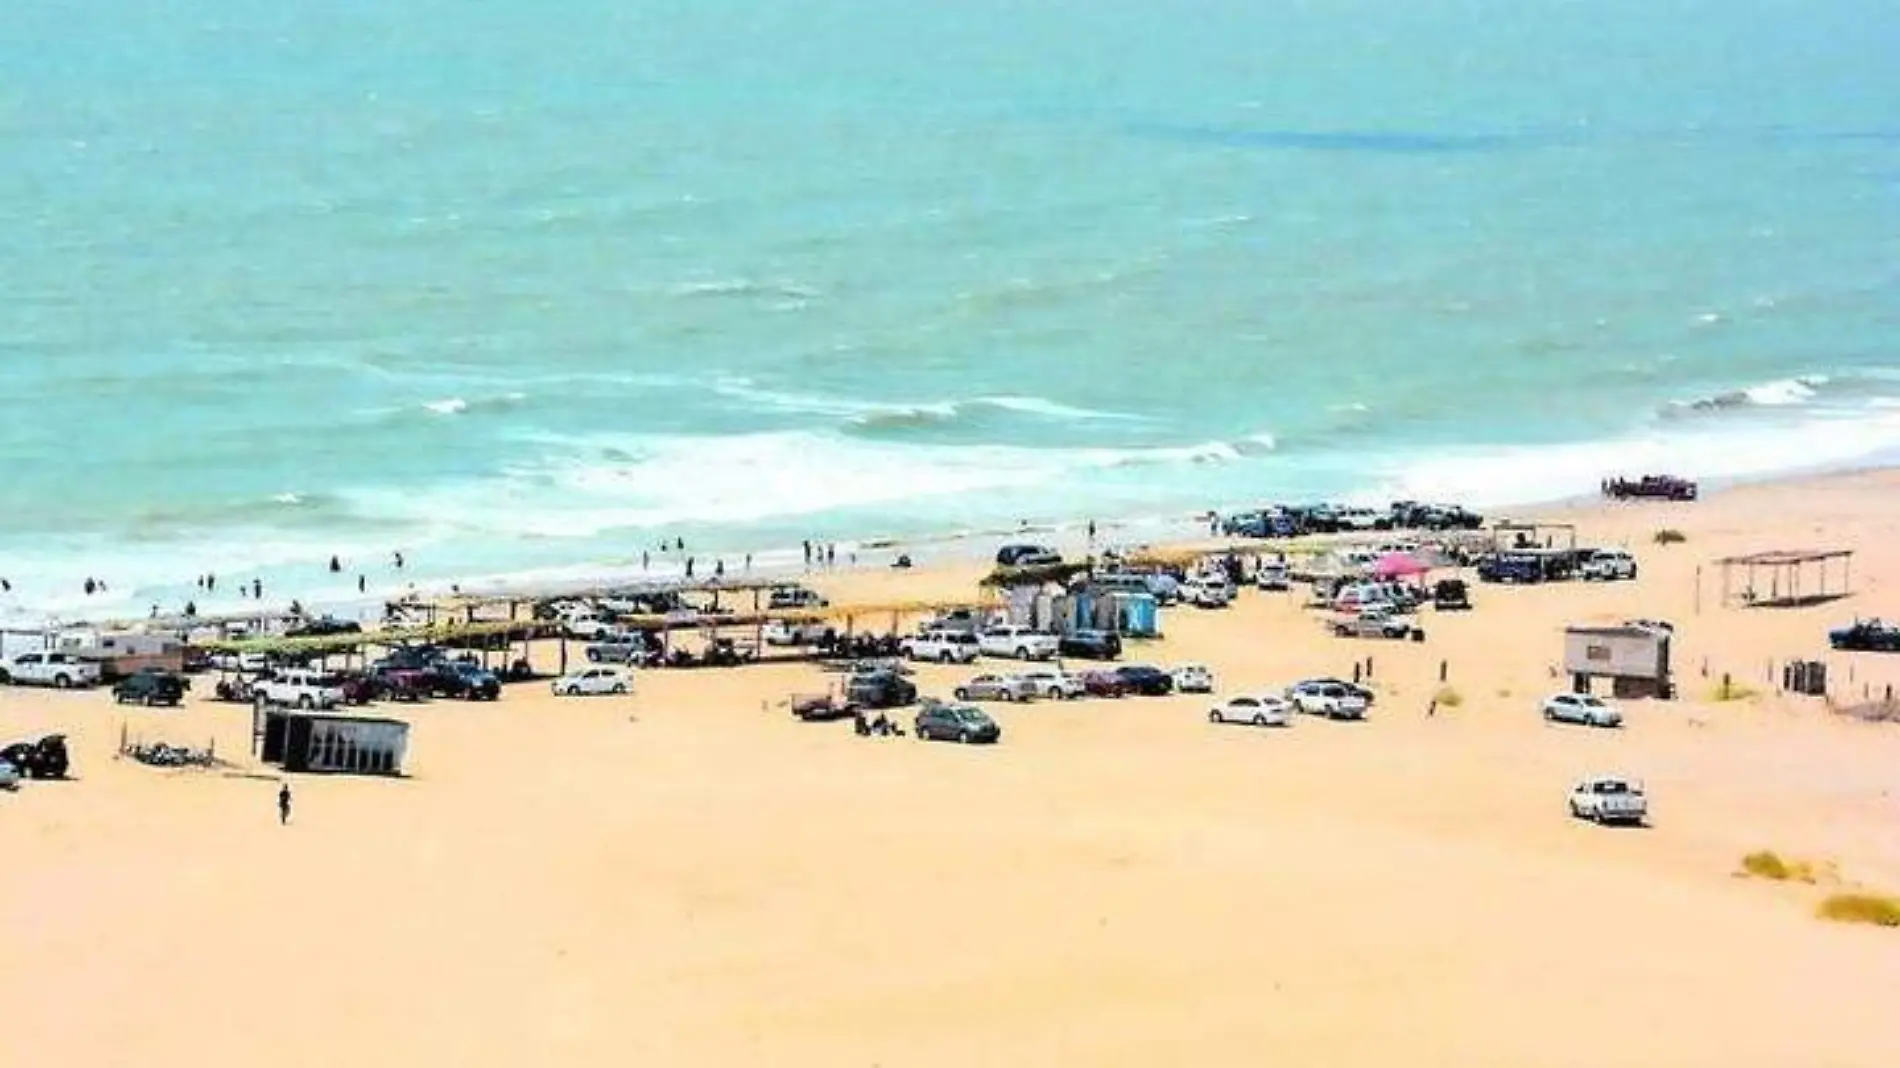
[641,551,649,571]
[675,537,685,552]
[714,559,725,580]
[826,544,836,568]
[357,574,367,593]
[277,781,293,826]
[84,577,96,596]
[744,553,752,572]
[206,573,216,592]
[1087,519,1097,546]
[328,554,341,574]
[253,578,264,600]
[685,557,695,579]
[803,540,812,568]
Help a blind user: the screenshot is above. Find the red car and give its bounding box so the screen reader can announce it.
[1078,669,1127,698]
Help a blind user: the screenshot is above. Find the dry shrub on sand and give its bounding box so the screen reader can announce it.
[1711,678,1758,702]
[1653,528,1687,545]
[1739,851,1817,882]
[1816,893,1900,927]
[1433,686,1463,708]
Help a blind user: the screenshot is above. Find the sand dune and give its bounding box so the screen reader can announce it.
[6,471,1900,1066]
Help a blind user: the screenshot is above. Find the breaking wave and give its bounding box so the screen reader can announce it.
[1663,375,1829,415]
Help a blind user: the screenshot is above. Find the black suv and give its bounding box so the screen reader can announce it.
[112,669,187,707]
[1113,664,1174,696]
[996,544,1062,568]
[1058,629,1122,660]
[285,616,363,638]
[423,661,502,700]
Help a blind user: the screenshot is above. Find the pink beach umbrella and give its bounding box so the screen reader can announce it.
[1372,552,1429,580]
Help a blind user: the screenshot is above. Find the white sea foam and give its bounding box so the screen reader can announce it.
[424,397,469,415]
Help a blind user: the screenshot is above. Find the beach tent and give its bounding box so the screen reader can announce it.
[1372,553,1430,580]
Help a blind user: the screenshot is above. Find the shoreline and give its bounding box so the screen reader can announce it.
[6,457,1899,633]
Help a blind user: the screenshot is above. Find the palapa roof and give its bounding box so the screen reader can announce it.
[1715,548,1853,567]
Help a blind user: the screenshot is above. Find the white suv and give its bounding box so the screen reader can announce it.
[977,625,1058,661]
[258,669,346,710]
[1581,549,1638,581]
[901,630,981,664]
[1016,667,1085,699]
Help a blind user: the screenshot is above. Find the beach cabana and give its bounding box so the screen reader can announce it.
[1715,548,1853,608]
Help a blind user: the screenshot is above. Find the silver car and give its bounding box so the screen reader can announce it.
[1542,693,1623,728]
[953,673,1038,703]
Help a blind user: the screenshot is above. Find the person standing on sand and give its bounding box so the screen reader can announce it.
[329,555,341,574]
[278,782,293,826]
[642,551,649,571]
[826,544,836,568]
[207,573,216,592]
[685,557,695,579]
[803,540,812,568]
[358,574,367,593]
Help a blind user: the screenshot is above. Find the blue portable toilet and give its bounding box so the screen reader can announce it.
[1109,592,1159,637]
[1067,592,1096,633]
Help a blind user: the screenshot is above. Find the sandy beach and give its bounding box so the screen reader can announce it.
[6,469,1900,1067]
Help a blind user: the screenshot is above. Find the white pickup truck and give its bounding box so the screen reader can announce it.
[0,651,102,689]
[257,669,346,710]
[977,625,1058,661]
[1569,776,1649,826]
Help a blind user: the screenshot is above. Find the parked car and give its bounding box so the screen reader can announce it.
[284,615,362,638]
[1113,664,1174,696]
[1331,608,1420,640]
[583,632,647,663]
[1180,576,1235,608]
[1057,629,1122,660]
[1542,692,1623,728]
[0,651,102,689]
[1209,694,1293,727]
[1569,776,1649,825]
[257,669,346,710]
[901,630,981,664]
[995,544,1062,568]
[368,662,431,701]
[977,625,1059,661]
[767,585,828,610]
[424,661,502,701]
[1828,618,1900,652]
[1171,664,1215,694]
[953,673,1038,703]
[1287,681,1369,719]
[1580,549,1638,581]
[112,669,187,707]
[0,758,18,790]
[1255,560,1290,591]
[561,614,622,642]
[1432,578,1471,610]
[553,666,632,696]
[1077,669,1128,698]
[845,669,917,709]
[914,701,1002,744]
[1016,667,1085,700]
[761,620,835,647]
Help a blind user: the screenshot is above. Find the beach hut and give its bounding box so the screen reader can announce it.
[1110,592,1161,638]
[260,710,409,776]
[1563,624,1672,699]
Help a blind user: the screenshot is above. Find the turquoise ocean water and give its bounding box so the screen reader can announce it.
[2,0,1897,620]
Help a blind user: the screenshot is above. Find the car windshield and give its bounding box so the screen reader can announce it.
[1592,781,1634,795]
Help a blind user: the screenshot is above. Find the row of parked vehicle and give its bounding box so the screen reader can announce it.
[1222,500,1486,539]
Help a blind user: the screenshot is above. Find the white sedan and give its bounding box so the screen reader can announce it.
[552,666,633,697]
[1209,694,1293,727]
[1172,664,1216,694]
[1542,692,1622,728]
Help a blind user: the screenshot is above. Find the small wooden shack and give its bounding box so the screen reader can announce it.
[1564,624,1673,699]
[260,711,409,776]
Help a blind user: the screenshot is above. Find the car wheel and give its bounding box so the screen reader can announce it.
[612,684,627,695]
[1209,710,1223,723]
[1015,647,1030,659]
[1252,714,1269,727]
[954,688,970,701]
[959,729,973,744]
[53,674,71,689]
[940,652,953,664]
[144,696,157,708]
[298,695,314,710]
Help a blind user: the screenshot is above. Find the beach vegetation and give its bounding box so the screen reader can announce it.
[1816,893,1900,927]
[1433,686,1463,708]
[1739,850,1817,882]
[1652,528,1687,545]
[1711,678,1758,702]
